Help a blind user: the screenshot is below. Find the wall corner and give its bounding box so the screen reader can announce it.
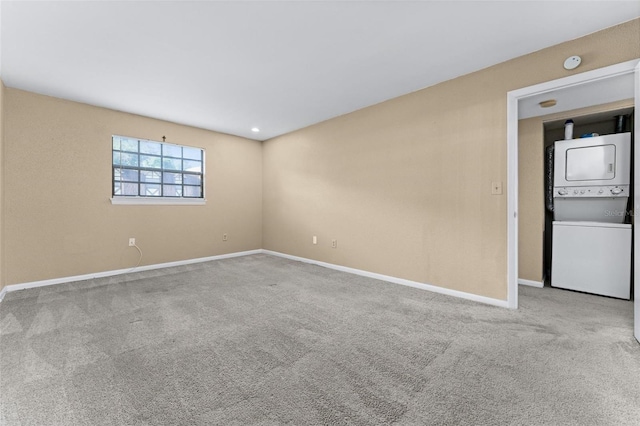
[0,78,6,291]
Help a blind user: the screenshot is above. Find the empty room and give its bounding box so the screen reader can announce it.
[1,1,640,425]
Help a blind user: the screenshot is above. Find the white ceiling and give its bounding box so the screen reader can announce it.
[1,1,639,141]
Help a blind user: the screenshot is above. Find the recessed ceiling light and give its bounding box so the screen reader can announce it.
[539,99,557,108]
[251,127,260,133]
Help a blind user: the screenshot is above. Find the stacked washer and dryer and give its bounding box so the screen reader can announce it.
[551,132,632,299]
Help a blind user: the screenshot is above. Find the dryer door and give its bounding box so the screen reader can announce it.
[565,144,616,181]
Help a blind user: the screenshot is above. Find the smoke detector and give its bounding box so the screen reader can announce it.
[563,56,582,70]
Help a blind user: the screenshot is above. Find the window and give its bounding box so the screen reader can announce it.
[112,135,205,204]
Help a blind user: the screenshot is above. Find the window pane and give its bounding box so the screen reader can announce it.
[141,184,161,196]
[183,174,201,185]
[113,150,141,166]
[112,137,121,151]
[163,144,182,158]
[163,157,182,171]
[140,140,162,155]
[114,182,138,196]
[140,154,161,169]
[183,147,201,160]
[121,138,138,153]
[183,185,202,198]
[163,185,182,197]
[123,169,139,181]
[163,172,182,184]
[140,170,161,183]
[114,168,139,182]
[183,160,201,173]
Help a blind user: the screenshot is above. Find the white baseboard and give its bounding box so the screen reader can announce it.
[0,249,262,302]
[0,248,511,309]
[518,278,544,288]
[263,250,510,308]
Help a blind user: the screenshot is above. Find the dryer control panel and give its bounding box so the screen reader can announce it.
[554,185,629,198]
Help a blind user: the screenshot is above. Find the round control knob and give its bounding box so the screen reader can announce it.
[573,190,578,195]
[558,189,568,196]
[580,190,585,194]
[598,189,604,194]
[611,187,623,195]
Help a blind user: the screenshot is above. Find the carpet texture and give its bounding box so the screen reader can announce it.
[1,253,639,425]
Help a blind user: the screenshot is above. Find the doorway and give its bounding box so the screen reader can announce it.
[506,59,640,343]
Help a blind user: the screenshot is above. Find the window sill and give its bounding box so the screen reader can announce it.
[110,197,206,206]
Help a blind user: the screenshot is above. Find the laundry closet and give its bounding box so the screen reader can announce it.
[542,108,635,299]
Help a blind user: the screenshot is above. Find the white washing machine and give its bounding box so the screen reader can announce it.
[551,221,631,299]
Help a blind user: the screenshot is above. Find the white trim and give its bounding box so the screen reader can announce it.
[518,279,544,288]
[0,249,262,302]
[0,248,511,308]
[110,197,206,205]
[264,250,510,308]
[506,58,640,312]
[634,61,640,343]
[508,59,640,100]
[507,88,519,310]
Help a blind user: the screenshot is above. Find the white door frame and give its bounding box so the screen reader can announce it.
[634,60,640,343]
[506,58,640,310]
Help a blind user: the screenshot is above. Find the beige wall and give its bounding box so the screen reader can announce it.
[0,80,5,289]
[2,19,639,297]
[518,117,544,283]
[263,19,640,301]
[518,99,634,283]
[2,89,262,286]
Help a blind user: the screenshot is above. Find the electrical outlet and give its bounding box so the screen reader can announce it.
[129,238,136,246]
[313,236,317,245]
[332,239,337,249]
[223,233,228,242]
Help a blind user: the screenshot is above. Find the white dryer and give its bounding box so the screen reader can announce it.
[553,133,631,223]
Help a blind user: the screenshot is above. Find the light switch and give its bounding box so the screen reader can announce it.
[491,181,503,195]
